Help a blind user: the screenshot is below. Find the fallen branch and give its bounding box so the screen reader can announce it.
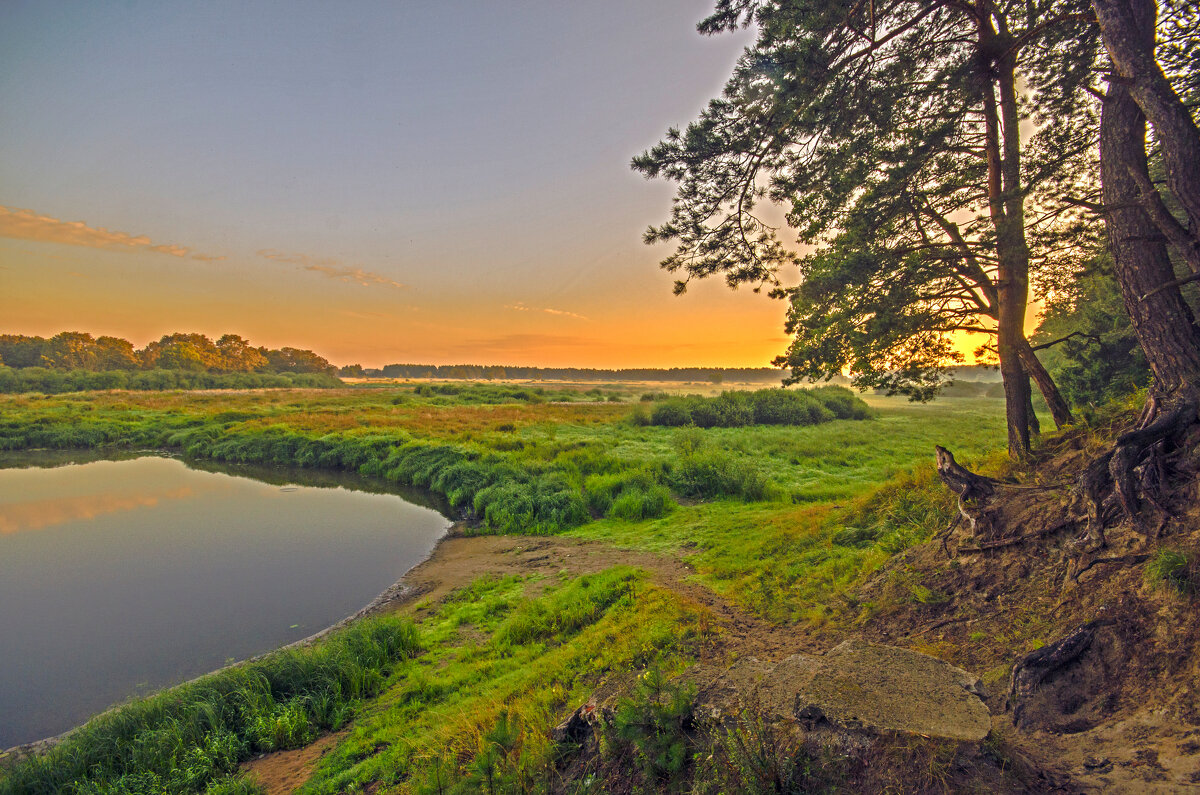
[1070,552,1151,582]
[956,517,1080,554]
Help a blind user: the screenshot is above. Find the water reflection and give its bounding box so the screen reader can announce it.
[0,455,450,748]
[1,486,201,534]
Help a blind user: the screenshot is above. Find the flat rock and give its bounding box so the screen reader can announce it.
[781,639,991,741]
[689,639,991,742]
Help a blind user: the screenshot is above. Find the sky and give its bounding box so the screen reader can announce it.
[0,0,818,369]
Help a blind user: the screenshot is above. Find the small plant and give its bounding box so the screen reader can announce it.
[908,583,948,605]
[692,705,838,794]
[1145,548,1198,596]
[608,668,696,788]
[463,710,524,795]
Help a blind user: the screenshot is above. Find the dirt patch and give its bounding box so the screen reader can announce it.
[242,731,344,795]
[383,530,807,661]
[849,425,1200,793]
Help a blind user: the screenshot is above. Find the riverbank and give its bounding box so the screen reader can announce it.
[0,388,1027,793]
[0,454,450,757]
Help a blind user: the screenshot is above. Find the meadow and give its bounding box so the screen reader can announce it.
[0,382,1015,793]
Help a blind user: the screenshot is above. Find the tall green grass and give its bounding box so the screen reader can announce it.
[647,386,871,428]
[297,569,708,793]
[0,367,341,393]
[0,617,420,795]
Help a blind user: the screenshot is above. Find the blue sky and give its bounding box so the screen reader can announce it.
[1,1,793,367]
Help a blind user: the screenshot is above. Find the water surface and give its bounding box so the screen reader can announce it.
[0,455,450,747]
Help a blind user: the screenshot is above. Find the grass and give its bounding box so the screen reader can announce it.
[1144,548,1199,596]
[0,384,1017,792]
[0,617,421,795]
[296,569,711,794]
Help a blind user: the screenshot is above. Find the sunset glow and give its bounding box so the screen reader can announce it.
[0,2,809,369]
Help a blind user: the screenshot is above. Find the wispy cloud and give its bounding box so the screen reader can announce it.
[0,205,222,261]
[505,301,589,321]
[257,249,406,290]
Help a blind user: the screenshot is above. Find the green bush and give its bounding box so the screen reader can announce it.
[646,387,869,428]
[650,400,693,427]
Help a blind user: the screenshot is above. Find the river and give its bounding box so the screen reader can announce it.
[0,454,451,748]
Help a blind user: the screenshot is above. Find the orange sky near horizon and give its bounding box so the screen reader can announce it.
[0,209,800,370]
[0,4,1011,373]
[0,211,1001,371]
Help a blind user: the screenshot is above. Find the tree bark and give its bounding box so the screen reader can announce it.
[1098,0,1200,394]
[1093,0,1200,243]
[1017,338,1073,429]
[985,35,1035,456]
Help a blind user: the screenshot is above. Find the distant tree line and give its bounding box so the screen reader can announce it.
[0,332,337,375]
[346,363,792,383]
[0,332,341,393]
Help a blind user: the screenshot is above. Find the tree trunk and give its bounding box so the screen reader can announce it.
[1098,0,1200,394]
[986,39,1036,456]
[1093,0,1200,242]
[1025,373,1041,437]
[1016,338,1073,429]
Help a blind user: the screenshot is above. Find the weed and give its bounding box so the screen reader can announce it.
[693,705,841,794]
[1145,548,1198,596]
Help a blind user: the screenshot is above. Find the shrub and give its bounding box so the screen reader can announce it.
[647,388,869,428]
[650,400,693,427]
[809,385,873,420]
[1145,548,1198,596]
[608,668,696,788]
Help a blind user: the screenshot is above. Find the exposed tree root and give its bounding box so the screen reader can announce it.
[937,392,1198,572]
[935,445,999,537]
[1007,620,1102,727]
[1076,392,1198,551]
[1067,553,1152,584]
[956,518,1079,554]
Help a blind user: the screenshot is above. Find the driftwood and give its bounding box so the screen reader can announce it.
[935,445,1000,537]
[1007,620,1101,727]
